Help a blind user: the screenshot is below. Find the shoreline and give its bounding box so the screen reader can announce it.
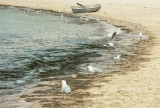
[0,2,154,40]
[0,0,160,107]
[0,3,154,47]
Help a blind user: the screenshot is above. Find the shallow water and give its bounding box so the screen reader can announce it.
[0,6,142,97]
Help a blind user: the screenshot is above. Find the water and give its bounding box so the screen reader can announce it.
[0,6,143,98]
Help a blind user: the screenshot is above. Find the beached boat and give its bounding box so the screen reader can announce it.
[71,3,101,13]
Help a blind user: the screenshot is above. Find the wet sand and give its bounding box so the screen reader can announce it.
[0,0,160,108]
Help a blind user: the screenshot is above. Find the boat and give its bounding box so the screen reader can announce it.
[71,3,101,13]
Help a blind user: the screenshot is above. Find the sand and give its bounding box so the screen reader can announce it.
[0,0,160,107]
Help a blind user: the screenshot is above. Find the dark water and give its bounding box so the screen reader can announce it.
[0,6,143,97]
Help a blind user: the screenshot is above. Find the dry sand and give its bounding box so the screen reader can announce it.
[0,0,160,108]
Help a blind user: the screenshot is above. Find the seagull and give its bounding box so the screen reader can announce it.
[61,14,64,18]
[108,42,114,47]
[139,33,143,36]
[112,55,121,64]
[105,32,117,47]
[87,65,103,77]
[61,80,71,99]
[105,32,117,40]
[113,55,121,60]
[139,33,143,40]
[16,80,25,84]
[85,18,88,21]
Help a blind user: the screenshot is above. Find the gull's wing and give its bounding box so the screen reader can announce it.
[93,67,103,73]
[111,32,117,41]
[107,32,117,43]
[66,85,71,93]
[62,85,71,93]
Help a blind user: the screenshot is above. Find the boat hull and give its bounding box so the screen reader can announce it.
[71,4,101,13]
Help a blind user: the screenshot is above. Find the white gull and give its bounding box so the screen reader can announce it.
[61,80,71,94]
[104,32,117,47]
[61,14,64,18]
[139,33,144,40]
[112,55,121,64]
[87,65,103,76]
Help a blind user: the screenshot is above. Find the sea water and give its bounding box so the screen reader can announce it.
[0,6,142,98]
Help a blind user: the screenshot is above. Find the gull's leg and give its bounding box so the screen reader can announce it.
[140,37,142,40]
[63,94,64,100]
[112,60,116,64]
[67,94,69,99]
[132,46,136,52]
[92,74,95,78]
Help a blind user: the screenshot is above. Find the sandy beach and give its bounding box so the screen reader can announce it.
[0,0,160,107]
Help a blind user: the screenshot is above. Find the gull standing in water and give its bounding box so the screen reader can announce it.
[85,18,89,21]
[139,33,143,40]
[87,65,103,77]
[61,14,64,18]
[104,32,117,47]
[61,80,71,99]
[139,33,149,40]
[112,55,121,64]
[139,33,143,36]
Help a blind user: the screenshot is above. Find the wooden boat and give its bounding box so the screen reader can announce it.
[71,3,101,13]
